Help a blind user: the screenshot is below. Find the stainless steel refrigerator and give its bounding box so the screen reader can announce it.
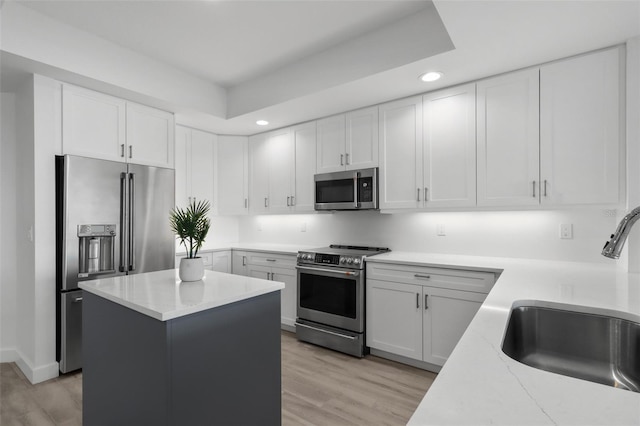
[55,155,175,373]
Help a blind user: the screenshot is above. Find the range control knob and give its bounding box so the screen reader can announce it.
[339,257,346,264]
[306,254,314,261]
[346,257,354,265]
[353,258,361,266]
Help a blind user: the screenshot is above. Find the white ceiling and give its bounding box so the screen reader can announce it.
[3,0,640,135]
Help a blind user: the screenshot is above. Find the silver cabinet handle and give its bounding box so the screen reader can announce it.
[346,153,350,165]
[72,296,83,303]
[120,144,125,158]
[416,293,420,309]
[266,259,276,262]
[119,172,127,272]
[291,195,295,206]
[417,188,421,202]
[340,154,344,166]
[129,145,133,159]
[244,198,248,208]
[544,180,548,197]
[532,180,536,198]
[264,197,268,208]
[425,187,428,202]
[287,196,291,207]
[424,294,429,310]
[414,274,431,279]
[242,256,247,266]
[128,173,136,272]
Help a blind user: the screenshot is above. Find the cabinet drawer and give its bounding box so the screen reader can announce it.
[366,263,495,294]
[246,252,296,268]
[199,252,214,267]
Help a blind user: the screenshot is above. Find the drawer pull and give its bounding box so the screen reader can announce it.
[414,274,431,279]
[266,258,276,262]
[416,293,420,309]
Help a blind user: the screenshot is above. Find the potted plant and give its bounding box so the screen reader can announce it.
[170,199,211,282]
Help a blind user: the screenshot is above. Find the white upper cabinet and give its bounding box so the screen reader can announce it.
[316,107,379,174]
[248,130,295,214]
[378,96,423,210]
[62,84,174,168]
[540,47,622,206]
[476,68,540,207]
[316,114,346,173]
[215,135,248,215]
[346,106,379,170]
[292,122,317,212]
[125,102,175,168]
[268,128,295,213]
[423,84,477,208]
[174,125,215,210]
[62,84,126,162]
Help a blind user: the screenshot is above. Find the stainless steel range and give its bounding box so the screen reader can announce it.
[295,244,390,357]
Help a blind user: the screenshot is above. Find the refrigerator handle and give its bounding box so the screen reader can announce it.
[129,173,136,272]
[119,173,127,272]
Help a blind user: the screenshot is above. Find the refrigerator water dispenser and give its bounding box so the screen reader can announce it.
[78,224,116,278]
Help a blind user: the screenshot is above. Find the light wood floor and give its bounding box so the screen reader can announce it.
[1,331,436,425]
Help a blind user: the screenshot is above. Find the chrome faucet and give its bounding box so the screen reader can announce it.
[602,206,640,259]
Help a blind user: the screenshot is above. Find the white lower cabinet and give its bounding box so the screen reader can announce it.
[366,262,494,368]
[175,250,231,273]
[242,252,297,328]
[231,250,249,276]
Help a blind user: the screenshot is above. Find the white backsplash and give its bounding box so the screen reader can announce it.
[229,209,621,264]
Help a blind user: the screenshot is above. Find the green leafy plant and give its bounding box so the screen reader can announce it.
[169,199,211,259]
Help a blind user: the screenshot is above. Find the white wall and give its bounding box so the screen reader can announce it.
[0,92,18,361]
[238,209,619,264]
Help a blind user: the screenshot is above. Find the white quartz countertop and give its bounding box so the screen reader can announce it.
[367,253,640,426]
[79,269,284,321]
[176,242,317,256]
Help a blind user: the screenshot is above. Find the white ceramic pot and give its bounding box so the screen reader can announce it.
[179,257,204,282]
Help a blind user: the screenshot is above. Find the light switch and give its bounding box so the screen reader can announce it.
[560,223,573,239]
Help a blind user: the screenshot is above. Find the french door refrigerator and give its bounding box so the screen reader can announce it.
[55,155,175,373]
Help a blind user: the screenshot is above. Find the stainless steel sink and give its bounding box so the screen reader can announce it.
[501,301,640,392]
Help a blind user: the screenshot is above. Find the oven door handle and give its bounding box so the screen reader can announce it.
[296,265,361,278]
[295,322,357,340]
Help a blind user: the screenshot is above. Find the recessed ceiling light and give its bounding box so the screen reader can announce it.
[256,120,269,126]
[419,71,442,82]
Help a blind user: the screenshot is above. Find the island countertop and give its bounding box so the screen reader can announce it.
[79,269,284,321]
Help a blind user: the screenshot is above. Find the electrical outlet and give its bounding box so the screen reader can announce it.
[300,222,307,232]
[436,224,446,236]
[257,222,262,232]
[559,223,573,239]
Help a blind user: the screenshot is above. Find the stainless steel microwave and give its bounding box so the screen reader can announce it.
[314,168,378,211]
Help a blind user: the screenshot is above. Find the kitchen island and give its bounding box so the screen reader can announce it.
[79,269,284,426]
[366,253,640,425]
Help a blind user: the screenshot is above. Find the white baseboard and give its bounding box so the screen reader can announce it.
[14,350,59,384]
[0,348,19,362]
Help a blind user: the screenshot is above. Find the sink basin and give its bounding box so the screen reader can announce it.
[501,301,640,392]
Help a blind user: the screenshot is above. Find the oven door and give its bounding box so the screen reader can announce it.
[296,265,364,332]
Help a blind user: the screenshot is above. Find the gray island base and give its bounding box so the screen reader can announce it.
[82,287,281,426]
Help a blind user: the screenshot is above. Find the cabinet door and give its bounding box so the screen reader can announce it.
[249,134,270,214]
[267,128,295,213]
[366,279,423,361]
[540,48,621,205]
[126,103,175,168]
[346,106,378,170]
[316,114,346,173]
[231,251,249,276]
[174,125,190,210]
[378,96,423,210]
[248,265,272,281]
[477,69,540,206]
[423,84,476,208]
[422,286,485,366]
[272,266,297,328]
[189,129,215,206]
[215,136,248,215]
[292,122,317,212]
[62,84,126,162]
[209,251,231,273]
